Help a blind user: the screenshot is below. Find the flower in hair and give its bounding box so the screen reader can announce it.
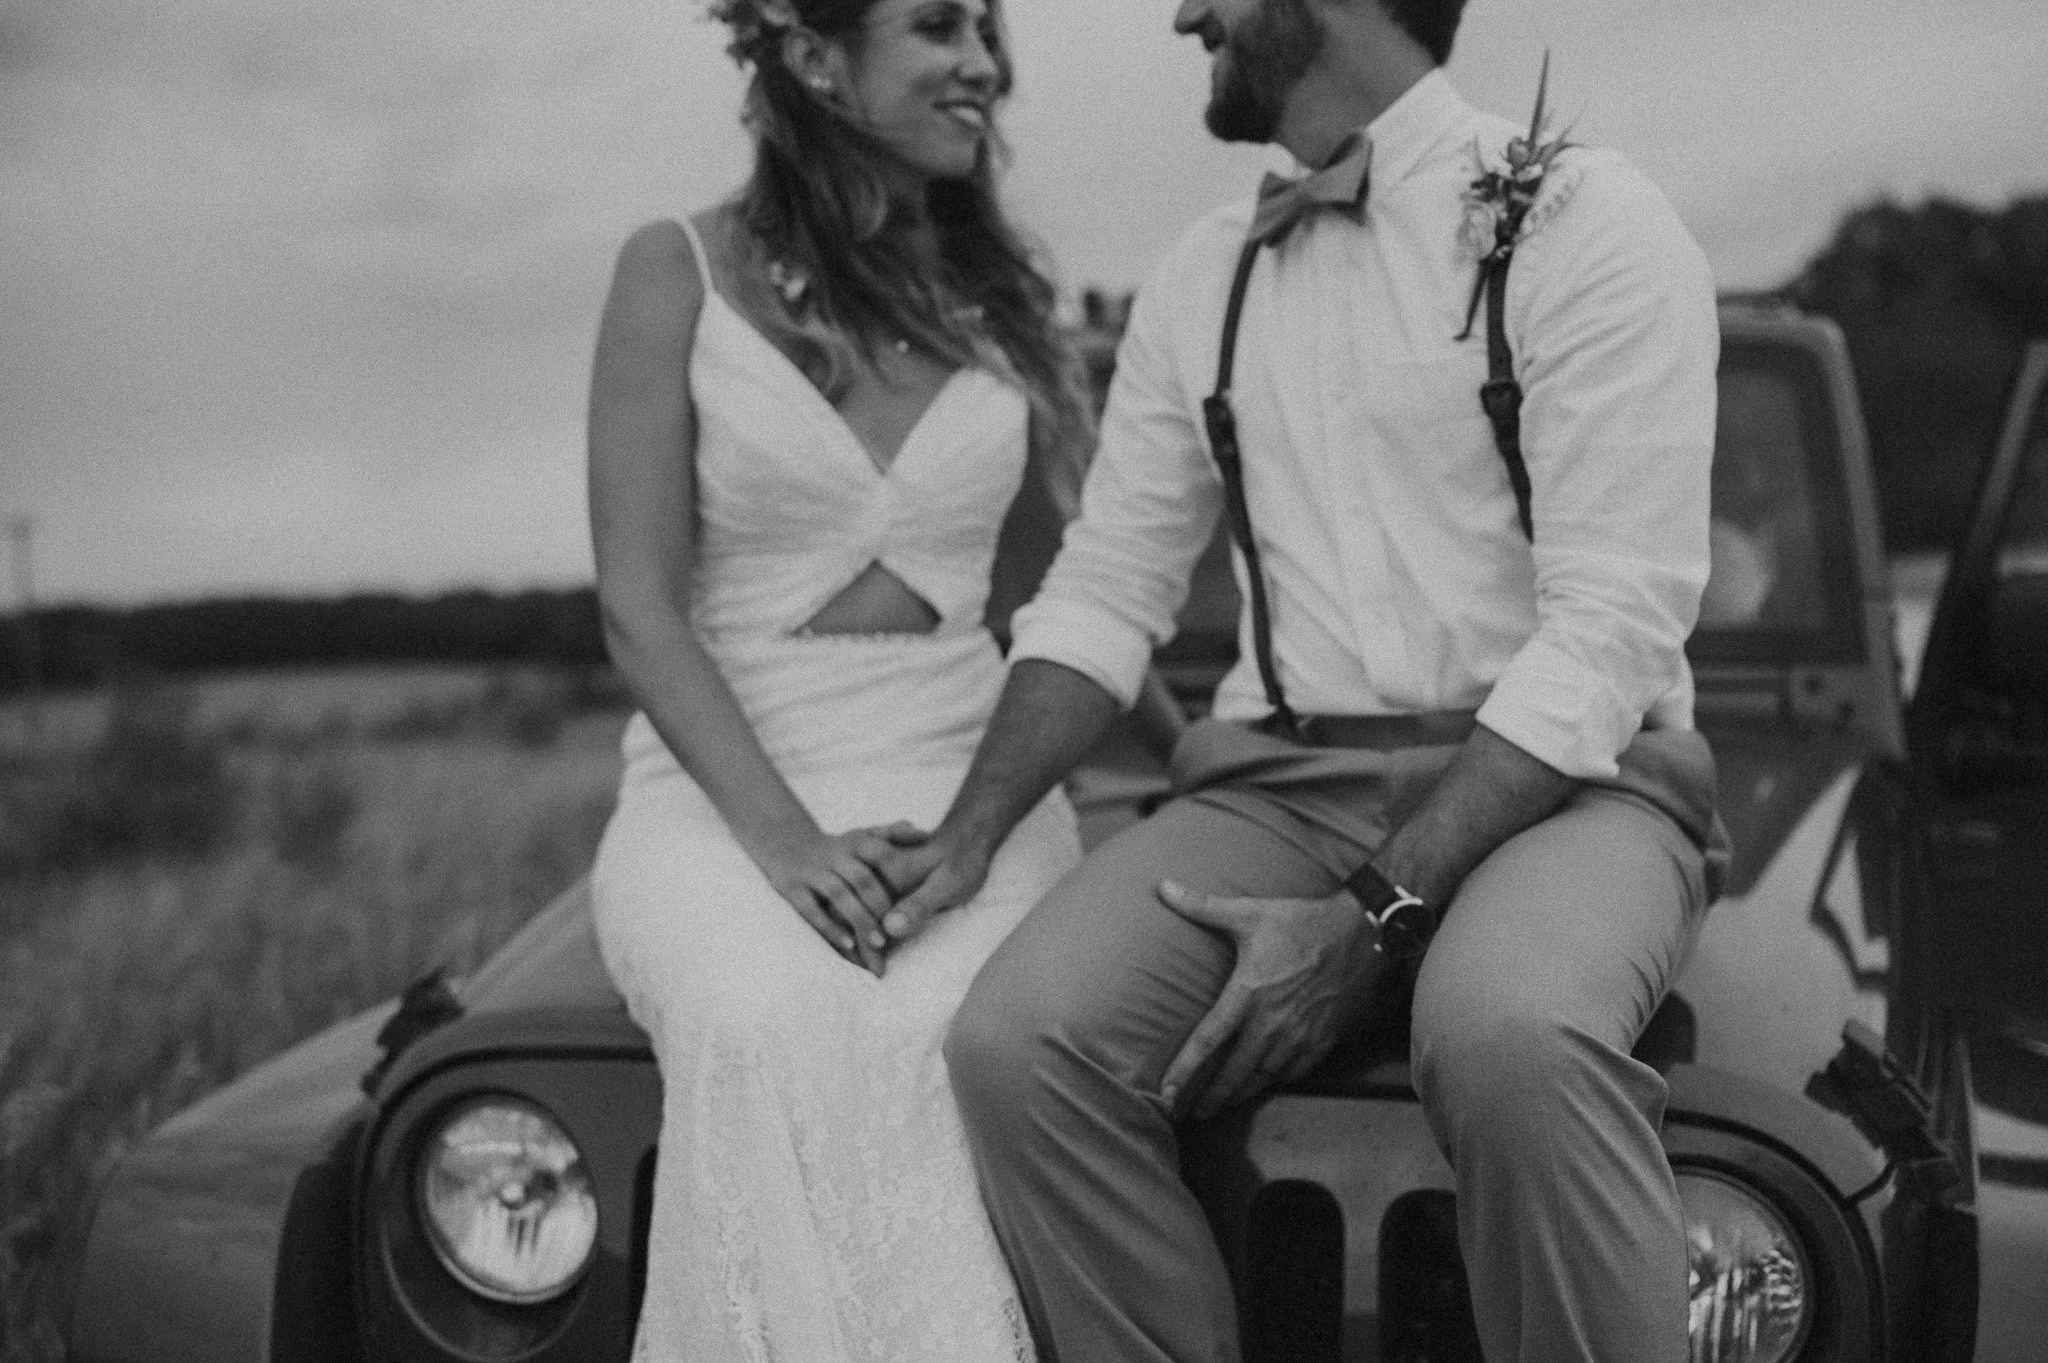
[711,0,802,67]
[766,259,810,308]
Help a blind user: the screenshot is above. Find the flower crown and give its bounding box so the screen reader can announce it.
[710,0,804,68]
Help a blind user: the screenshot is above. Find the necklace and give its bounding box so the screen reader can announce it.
[766,258,980,358]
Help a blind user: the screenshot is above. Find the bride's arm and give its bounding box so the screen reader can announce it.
[587,219,898,973]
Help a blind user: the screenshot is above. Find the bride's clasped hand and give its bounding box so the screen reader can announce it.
[749,818,930,975]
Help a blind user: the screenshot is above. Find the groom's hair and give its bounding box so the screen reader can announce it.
[1376,0,1467,65]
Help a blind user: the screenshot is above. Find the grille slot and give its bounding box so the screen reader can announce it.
[1378,1189,1483,1363]
[1240,1178,1345,1363]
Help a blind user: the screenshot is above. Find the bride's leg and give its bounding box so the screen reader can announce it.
[593,764,1069,1363]
[594,765,868,1363]
[794,790,1076,1362]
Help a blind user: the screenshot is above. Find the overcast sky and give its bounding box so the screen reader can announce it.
[2,0,2044,606]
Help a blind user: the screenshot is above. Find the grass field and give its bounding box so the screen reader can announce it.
[0,667,629,1361]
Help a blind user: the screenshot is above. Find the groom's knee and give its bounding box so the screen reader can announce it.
[1410,971,1661,1168]
[947,825,1232,1146]
[944,977,1027,1136]
[945,914,1128,1147]
[945,946,1077,1141]
[1412,993,1581,1145]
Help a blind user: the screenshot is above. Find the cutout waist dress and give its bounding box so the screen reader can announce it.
[621,221,1033,780]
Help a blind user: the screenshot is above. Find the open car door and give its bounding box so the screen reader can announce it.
[1908,340,2048,1033]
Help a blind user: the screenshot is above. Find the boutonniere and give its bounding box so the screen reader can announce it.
[1456,52,1577,337]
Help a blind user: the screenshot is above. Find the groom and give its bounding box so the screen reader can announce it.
[880,1,1721,1359]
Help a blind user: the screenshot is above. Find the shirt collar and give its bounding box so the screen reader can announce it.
[1353,68,1472,199]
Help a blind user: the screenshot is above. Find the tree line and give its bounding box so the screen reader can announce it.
[2,191,2042,693]
[2,590,605,693]
[1788,193,2048,550]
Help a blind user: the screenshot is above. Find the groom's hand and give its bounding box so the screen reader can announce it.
[873,830,995,945]
[1155,880,1386,1120]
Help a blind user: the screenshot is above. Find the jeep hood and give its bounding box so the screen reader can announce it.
[458,877,625,1017]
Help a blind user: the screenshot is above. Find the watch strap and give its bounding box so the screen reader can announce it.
[1341,859,1402,915]
[1341,860,1436,960]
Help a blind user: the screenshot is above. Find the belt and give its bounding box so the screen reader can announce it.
[1250,710,1479,750]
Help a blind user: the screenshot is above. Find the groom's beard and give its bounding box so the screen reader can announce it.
[1204,0,1326,144]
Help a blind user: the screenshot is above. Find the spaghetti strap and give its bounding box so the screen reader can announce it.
[676,214,712,294]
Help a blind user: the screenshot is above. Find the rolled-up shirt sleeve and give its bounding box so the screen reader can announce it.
[1474,155,1719,779]
[1009,253,1226,708]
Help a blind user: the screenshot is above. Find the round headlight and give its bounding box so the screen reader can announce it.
[1679,1170,1811,1363]
[416,1099,598,1304]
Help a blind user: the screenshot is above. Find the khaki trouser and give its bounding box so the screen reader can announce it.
[945,716,1721,1363]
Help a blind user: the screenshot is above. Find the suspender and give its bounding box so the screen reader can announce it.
[1201,240,1298,735]
[1200,236,1535,732]
[1478,250,1535,541]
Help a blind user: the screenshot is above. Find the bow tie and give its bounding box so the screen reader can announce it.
[1249,135,1374,246]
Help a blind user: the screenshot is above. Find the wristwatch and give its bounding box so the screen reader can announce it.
[1341,861,1437,961]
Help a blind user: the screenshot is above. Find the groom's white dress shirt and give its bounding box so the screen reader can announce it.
[1009,70,1718,781]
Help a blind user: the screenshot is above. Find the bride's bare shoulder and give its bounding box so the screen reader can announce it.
[616,217,697,277]
[604,217,710,325]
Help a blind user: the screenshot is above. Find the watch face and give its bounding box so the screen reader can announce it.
[1379,900,1434,959]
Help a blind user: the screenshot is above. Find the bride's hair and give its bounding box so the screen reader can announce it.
[710,0,1094,497]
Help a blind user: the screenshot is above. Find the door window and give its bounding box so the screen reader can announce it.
[1991,384,2048,577]
[1691,338,1864,666]
[1702,367,1826,631]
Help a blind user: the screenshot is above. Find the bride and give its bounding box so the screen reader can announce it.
[585,0,1096,1358]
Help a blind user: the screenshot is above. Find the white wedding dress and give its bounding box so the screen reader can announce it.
[591,219,1076,1363]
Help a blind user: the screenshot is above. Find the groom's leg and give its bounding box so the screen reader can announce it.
[945,796,1339,1363]
[1410,786,1710,1363]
